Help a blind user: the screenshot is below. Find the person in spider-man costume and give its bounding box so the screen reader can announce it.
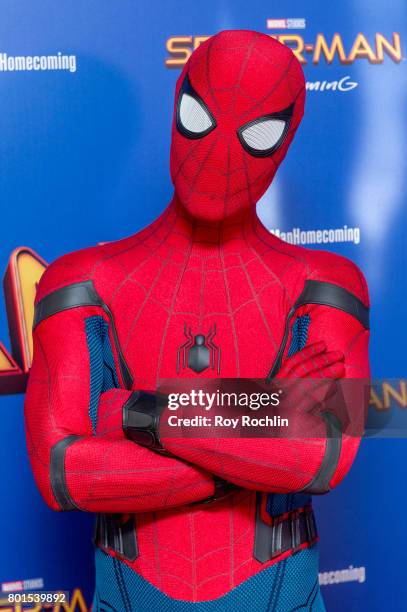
[25,30,370,611]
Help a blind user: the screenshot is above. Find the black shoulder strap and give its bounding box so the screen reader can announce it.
[33,280,102,329]
[34,279,133,389]
[295,280,369,330]
[267,279,369,382]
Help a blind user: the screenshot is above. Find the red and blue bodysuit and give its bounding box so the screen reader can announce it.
[24,30,370,611]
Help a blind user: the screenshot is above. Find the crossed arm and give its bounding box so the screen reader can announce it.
[158,303,370,494]
[25,270,370,512]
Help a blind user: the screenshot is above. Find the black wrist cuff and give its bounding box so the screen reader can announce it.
[123,391,166,451]
[192,477,239,505]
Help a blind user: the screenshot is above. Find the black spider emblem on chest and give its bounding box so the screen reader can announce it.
[176,324,221,374]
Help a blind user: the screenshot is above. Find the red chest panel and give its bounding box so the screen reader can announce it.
[86,237,308,600]
[96,240,307,391]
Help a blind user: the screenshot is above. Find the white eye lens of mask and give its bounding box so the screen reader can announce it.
[240,119,286,152]
[179,93,213,134]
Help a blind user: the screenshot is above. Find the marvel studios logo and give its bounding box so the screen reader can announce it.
[2,578,44,593]
[266,18,306,30]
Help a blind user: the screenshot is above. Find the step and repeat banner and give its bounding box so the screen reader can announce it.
[0,1,406,610]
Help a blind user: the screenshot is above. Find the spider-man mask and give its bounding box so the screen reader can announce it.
[170,30,306,222]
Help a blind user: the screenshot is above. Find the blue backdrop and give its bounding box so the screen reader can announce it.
[1,1,406,610]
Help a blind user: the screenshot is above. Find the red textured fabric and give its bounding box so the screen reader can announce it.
[25,308,215,513]
[161,334,366,492]
[24,30,370,602]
